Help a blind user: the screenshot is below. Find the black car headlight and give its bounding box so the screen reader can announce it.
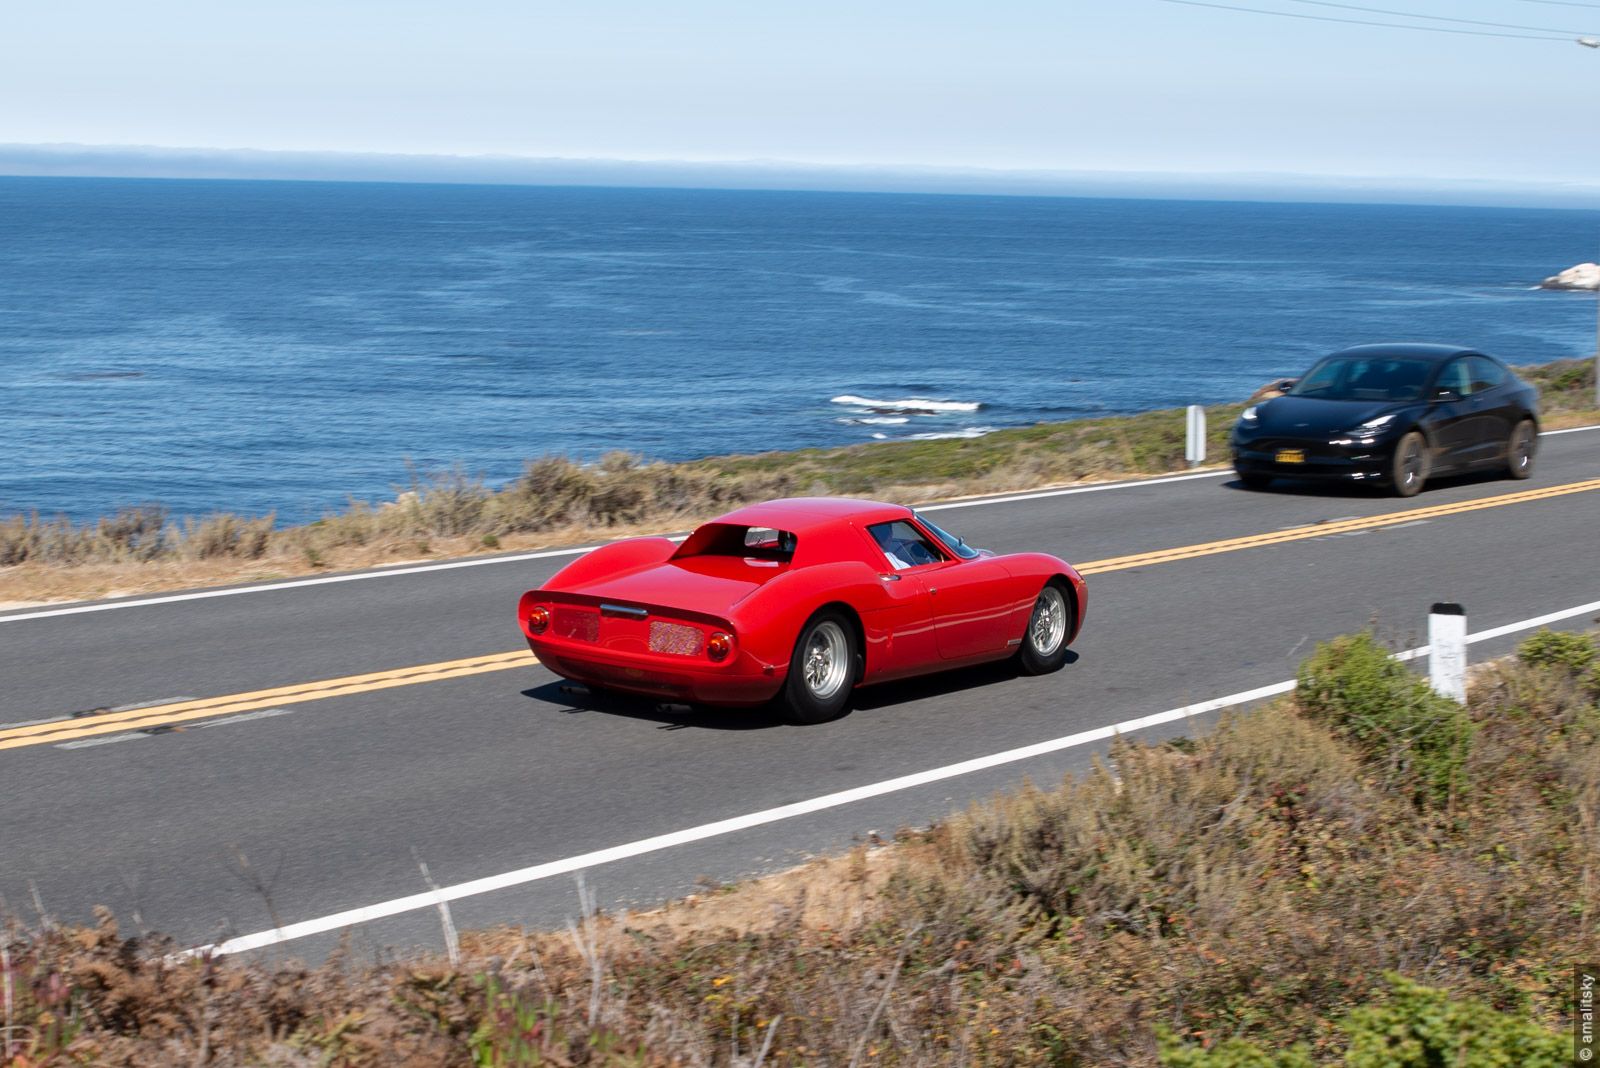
[1331,413,1398,447]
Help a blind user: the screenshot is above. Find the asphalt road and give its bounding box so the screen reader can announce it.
[3,429,1598,962]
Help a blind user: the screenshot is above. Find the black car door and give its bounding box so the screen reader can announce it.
[1424,358,1476,471]
[1461,356,1516,466]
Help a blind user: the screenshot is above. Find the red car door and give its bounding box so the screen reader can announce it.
[928,556,1016,661]
[862,569,939,680]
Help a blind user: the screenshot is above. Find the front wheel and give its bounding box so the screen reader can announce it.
[1017,583,1073,676]
[1504,419,1536,480]
[779,611,859,725]
[1389,431,1429,497]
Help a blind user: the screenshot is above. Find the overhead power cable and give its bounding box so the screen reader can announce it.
[1153,0,1576,39]
[1280,0,1596,34]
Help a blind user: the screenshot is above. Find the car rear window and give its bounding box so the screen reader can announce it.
[681,524,797,561]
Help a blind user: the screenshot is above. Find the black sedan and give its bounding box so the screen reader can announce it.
[1231,343,1540,497]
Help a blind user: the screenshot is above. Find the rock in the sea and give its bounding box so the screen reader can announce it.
[1539,263,1600,291]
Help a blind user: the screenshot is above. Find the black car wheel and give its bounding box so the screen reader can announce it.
[1505,419,1536,480]
[1017,582,1073,676]
[1390,431,1429,497]
[779,610,859,725]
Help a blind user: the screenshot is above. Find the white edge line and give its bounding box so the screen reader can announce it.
[9,427,1599,626]
[0,547,606,624]
[56,732,152,750]
[916,469,1228,512]
[1541,424,1600,437]
[189,595,1600,959]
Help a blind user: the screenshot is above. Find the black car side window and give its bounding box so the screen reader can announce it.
[1436,359,1471,398]
[1465,356,1506,394]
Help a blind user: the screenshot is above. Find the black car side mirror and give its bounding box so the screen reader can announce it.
[1432,386,1461,402]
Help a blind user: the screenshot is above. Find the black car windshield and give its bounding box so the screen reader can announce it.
[1288,356,1434,402]
[915,513,981,560]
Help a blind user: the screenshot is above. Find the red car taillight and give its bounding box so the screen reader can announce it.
[706,632,733,662]
[527,605,550,635]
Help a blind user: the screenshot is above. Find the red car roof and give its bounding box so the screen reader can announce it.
[710,497,910,534]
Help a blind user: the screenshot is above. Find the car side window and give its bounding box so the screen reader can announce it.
[1465,356,1505,394]
[866,520,945,571]
[1436,359,1471,398]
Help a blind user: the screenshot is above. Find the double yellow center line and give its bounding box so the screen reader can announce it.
[5,477,1596,753]
[1077,476,1600,574]
[0,651,536,752]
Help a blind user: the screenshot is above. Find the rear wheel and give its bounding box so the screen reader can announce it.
[1505,419,1536,480]
[780,610,858,725]
[1389,431,1429,497]
[1017,583,1073,676]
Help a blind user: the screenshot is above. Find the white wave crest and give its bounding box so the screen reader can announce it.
[837,415,910,426]
[906,426,998,441]
[830,394,984,416]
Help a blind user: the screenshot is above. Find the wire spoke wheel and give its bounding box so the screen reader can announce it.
[802,620,850,700]
[1017,582,1073,676]
[1028,585,1067,657]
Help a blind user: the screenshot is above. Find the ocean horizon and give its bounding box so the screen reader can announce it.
[3,176,1596,526]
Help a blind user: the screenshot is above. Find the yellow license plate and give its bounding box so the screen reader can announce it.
[1275,449,1306,464]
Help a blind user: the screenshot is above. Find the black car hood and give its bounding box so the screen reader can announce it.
[1251,395,1415,435]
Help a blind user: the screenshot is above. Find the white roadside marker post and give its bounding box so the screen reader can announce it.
[1185,405,1206,468]
[1429,602,1468,703]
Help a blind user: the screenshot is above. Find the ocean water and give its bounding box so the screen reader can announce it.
[2,176,1596,525]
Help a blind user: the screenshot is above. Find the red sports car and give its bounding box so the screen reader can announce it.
[517,497,1086,723]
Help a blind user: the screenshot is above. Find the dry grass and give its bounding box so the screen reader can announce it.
[4,633,1594,1066]
[5,358,1595,609]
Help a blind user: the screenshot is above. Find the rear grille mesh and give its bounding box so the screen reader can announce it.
[649,621,706,657]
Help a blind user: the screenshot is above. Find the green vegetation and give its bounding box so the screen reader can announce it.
[1295,632,1475,806]
[1159,974,1567,1067]
[4,630,1592,1065]
[1519,628,1598,675]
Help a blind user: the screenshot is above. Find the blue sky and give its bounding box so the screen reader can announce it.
[4,0,1599,195]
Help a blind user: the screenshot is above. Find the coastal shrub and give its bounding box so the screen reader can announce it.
[0,511,148,565]
[405,466,492,537]
[180,512,273,559]
[1158,1032,1314,1068]
[1295,632,1475,806]
[0,513,44,565]
[1342,974,1567,1068]
[585,453,651,525]
[97,504,170,561]
[1517,627,1597,674]
[1158,976,1564,1067]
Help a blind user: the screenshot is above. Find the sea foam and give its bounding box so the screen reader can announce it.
[830,394,984,415]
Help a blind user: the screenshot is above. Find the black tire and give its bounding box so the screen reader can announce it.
[1016,582,1074,676]
[1236,470,1273,491]
[1389,430,1429,497]
[1505,418,1536,480]
[779,609,859,725]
